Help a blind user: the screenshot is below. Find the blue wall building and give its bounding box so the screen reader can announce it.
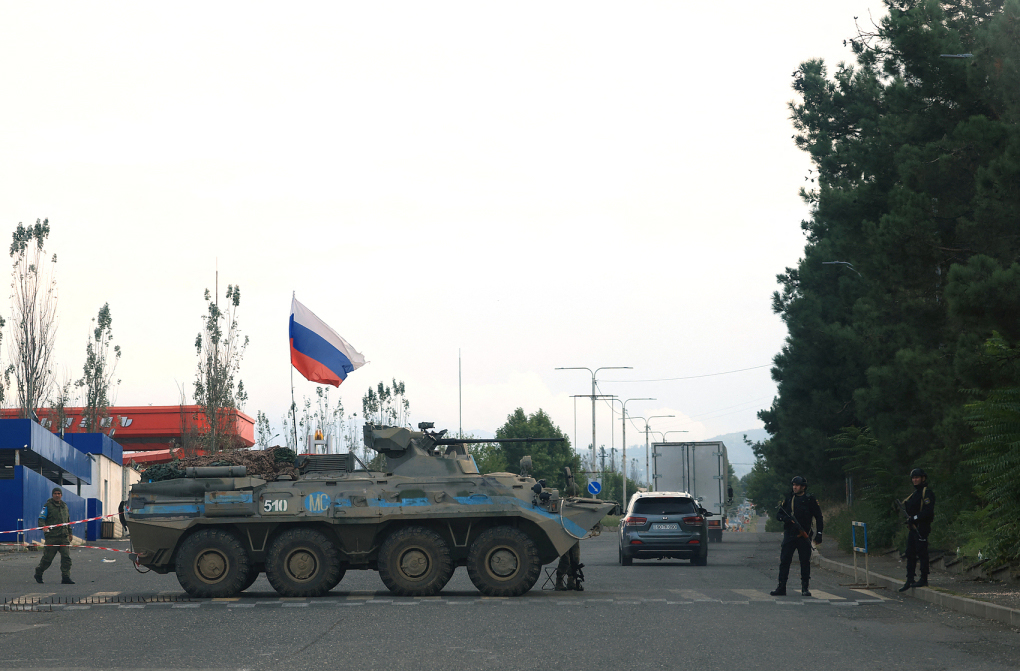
[0,419,128,545]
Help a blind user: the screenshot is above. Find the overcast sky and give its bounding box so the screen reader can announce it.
[0,1,888,464]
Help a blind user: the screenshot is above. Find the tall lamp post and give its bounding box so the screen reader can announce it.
[619,397,654,511]
[664,430,689,441]
[556,366,632,486]
[631,414,674,491]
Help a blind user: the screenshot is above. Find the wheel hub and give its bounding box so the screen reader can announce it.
[487,548,519,578]
[399,549,430,579]
[195,550,227,583]
[286,549,318,581]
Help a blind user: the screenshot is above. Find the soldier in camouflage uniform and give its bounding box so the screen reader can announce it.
[555,469,584,591]
[34,487,74,585]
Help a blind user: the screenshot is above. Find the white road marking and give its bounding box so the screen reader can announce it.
[808,590,845,600]
[850,588,888,601]
[669,589,715,601]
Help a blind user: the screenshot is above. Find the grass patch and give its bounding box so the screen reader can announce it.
[601,514,621,529]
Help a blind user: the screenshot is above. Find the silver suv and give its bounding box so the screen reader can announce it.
[618,491,710,566]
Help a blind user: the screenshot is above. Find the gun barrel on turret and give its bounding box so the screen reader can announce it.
[432,437,564,445]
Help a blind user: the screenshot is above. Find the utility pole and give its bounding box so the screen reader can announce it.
[569,393,616,498]
[620,397,654,510]
[633,414,674,492]
[557,366,631,487]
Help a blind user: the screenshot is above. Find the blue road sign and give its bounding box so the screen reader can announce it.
[588,481,601,496]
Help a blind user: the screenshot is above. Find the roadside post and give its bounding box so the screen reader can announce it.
[840,521,884,588]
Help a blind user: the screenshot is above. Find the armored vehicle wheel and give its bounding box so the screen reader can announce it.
[325,568,347,591]
[265,528,342,597]
[377,526,453,597]
[175,529,252,598]
[466,526,541,597]
[239,569,260,592]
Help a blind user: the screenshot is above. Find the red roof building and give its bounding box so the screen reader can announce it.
[0,406,255,465]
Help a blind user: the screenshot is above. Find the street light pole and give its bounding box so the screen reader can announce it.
[556,366,631,488]
[664,430,689,441]
[620,397,654,510]
[633,414,674,491]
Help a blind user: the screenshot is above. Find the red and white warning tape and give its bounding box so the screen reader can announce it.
[0,508,128,536]
[0,507,149,560]
[0,541,140,554]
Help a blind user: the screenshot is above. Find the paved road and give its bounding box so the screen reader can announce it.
[1,531,1017,670]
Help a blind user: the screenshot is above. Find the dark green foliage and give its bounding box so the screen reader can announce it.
[76,303,122,432]
[193,285,248,452]
[827,503,903,555]
[495,408,581,492]
[598,470,641,510]
[9,218,55,417]
[962,333,1020,562]
[763,0,1020,559]
[741,457,787,511]
[468,441,508,475]
[362,379,409,426]
[273,447,297,464]
[9,218,49,257]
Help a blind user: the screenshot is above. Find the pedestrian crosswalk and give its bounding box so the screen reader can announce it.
[3,587,891,611]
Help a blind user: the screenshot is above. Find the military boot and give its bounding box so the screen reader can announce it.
[801,581,811,597]
[770,582,786,596]
[554,574,568,591]
[33,573,43,584]
[61,577,74,585]
[898,579,915,592]
[913,576,928,588]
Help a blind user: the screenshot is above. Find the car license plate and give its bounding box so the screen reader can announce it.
[652,523,679,530]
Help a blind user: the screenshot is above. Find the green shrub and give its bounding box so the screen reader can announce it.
[601,514,621,529]
[825,501,902,554]
[931,505,994,561]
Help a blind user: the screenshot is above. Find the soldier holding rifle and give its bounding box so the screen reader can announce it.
[899,468,935,591]
[770,476,823,597]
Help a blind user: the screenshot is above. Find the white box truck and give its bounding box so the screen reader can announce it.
[652,441,732,541]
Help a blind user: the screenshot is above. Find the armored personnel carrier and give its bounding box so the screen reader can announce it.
[126,422,614,598]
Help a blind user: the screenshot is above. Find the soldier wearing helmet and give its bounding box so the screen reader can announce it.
[899,468,935,591]
[34,487,74,585]
[770,476,824,597]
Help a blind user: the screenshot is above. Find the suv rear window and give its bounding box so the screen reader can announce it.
[632,497,697,515]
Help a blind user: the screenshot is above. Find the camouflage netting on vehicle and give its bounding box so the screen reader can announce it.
[142,447,299,482]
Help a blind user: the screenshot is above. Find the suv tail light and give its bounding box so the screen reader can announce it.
[683,516,705,526]
[624,516,647,526]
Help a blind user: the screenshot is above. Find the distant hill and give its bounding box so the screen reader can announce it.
[705,429,769,478]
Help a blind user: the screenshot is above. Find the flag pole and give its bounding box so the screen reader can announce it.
[291,292,299,450]
[461,346,465,436]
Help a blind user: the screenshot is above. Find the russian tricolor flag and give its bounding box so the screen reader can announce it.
[289,296,365,386]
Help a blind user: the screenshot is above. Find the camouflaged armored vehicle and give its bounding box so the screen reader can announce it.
[126,422,614,598]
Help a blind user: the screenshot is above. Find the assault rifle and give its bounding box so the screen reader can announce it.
[776,505,812,541]
[895,498,914,529]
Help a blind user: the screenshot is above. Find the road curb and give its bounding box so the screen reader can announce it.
[812,551,1020,627]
